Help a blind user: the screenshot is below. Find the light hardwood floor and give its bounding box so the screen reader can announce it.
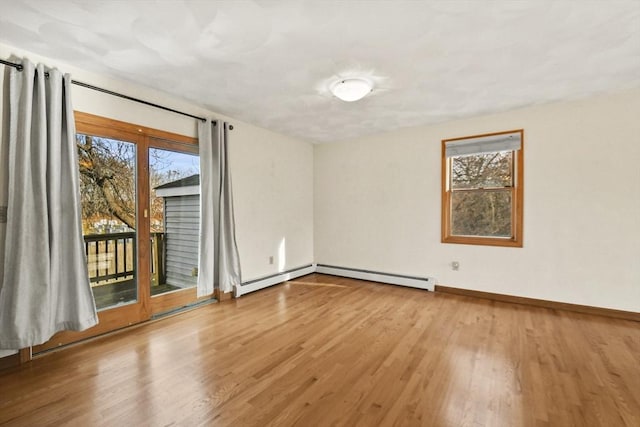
[0,274,638,426]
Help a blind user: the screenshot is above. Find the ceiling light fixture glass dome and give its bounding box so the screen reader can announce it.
[330,78,373,102]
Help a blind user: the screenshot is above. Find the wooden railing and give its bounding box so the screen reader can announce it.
[84,232,165,286]
[151,232,165,286]
[84,232,136,284]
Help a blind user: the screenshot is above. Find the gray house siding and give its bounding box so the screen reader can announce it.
[164,194,199,288]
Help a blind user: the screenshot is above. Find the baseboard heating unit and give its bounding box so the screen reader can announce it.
[315,264,435,292]
[235,264,316,297]
[234,263,435,297]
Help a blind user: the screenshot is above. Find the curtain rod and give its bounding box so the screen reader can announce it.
[1,57,222,124]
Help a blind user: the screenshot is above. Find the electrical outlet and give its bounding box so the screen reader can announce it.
[192,267,198,277]
[451,261,460,271]
[269,256,274,265]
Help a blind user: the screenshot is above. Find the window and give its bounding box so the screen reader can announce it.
[441,130,524,247]
[149,147,200,296]
[77,133,138,310]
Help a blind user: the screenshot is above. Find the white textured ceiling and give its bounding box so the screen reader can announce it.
[1,1,639,142]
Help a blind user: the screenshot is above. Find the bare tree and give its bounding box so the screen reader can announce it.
[77,135,136,232]
[450,152,513,237]
[77,136,198,235]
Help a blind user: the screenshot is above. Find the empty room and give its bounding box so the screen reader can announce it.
[0,1,639,426]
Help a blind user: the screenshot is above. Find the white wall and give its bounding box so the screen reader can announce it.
[315,89,640,312]
[231,123,314,279]
[0,41,315,284]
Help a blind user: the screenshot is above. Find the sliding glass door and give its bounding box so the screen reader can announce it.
[33,113,204,353]
[77,134,139,311]
[148,141,204,314]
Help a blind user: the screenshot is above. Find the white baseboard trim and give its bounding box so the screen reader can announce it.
[315,264,435,292]
[235,264,316,297]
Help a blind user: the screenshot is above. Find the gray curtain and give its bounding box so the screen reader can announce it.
[197,120,241,297]
[0,58,98,349]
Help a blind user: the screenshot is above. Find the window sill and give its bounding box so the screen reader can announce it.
[441,235,523,248]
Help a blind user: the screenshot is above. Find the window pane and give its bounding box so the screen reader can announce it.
[451,151,513,190]
[77,134,137,311]
[451,189,512,237]
[150,148,200,296]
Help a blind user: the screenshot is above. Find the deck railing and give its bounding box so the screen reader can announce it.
[84,232,136,284]
[84,232,166,286]
[150,232,165,286]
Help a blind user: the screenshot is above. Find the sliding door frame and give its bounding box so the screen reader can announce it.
[33,112,206,354]
[146,135,209,315]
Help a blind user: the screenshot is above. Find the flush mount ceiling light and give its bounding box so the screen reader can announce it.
[330,78,373,102]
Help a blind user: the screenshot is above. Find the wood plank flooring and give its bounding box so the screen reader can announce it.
[0,273,638,426]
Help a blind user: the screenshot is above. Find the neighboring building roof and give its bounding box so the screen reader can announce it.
[154,174,200,190]
[155,174,200,197]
